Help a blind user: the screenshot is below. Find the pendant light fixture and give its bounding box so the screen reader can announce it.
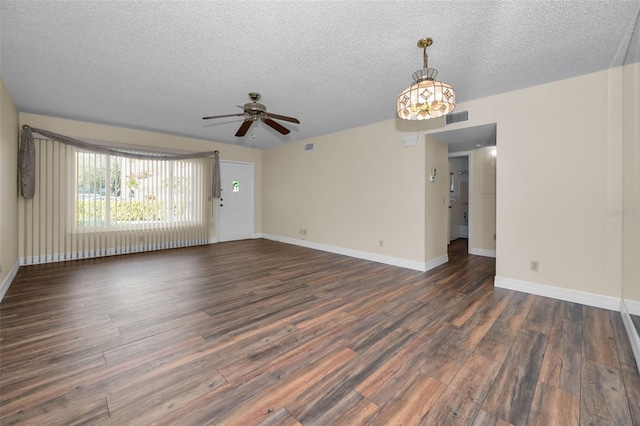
[397,38,456,120]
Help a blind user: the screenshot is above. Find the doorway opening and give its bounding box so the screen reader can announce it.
[449,155,469,242]
[429,123,497,258]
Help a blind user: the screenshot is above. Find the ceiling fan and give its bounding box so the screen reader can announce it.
[202,92,300,137]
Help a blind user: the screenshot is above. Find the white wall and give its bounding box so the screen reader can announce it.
[0,76,20,299]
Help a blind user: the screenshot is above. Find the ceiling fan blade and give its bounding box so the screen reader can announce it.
[263,117,290,135]
[235,119,253,137]
[266,113,300,124]
[202,113,245,120]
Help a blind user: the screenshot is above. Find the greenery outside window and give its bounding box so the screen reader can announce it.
[75,152,196,230]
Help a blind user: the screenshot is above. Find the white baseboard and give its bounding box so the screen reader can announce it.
[252,233,263,239]
[424,254,449,271]
[494,276,621,311]
[19,239,212,266]
[0,261,20,302]
[620,299,640,373]
[262,234,447,272]
[469,247,496,258]
[622,298,640,316]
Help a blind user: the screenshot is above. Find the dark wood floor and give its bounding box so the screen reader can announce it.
[1,238,638,425]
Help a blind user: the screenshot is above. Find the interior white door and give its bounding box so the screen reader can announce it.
[218,161,254,242]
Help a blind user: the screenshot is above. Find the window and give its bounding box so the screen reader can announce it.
[74,152,198,230]
[21,136,213,264]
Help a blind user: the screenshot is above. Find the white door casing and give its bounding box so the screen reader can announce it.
[218,161,254,242]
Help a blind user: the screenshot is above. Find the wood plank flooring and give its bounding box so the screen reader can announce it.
[1,238,638,425]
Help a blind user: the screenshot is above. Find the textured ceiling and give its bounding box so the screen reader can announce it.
[1,1,639,150]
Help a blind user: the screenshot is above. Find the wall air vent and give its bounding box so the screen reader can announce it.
[304,142,315,151]
[446,110,469,125]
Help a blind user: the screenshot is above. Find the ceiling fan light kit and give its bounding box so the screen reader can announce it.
[397,38,456,120]
[202,92,300,138]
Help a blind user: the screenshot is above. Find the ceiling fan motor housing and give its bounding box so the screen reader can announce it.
[202,92,299,137]
[245,102,267,114]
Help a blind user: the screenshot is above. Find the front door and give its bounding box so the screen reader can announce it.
[218,161,254,242]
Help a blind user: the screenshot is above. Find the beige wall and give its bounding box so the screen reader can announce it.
[263,66,627,300]
[19,113,263,240]
[622,61,640,306]
[263,120,430,264]
[431,67,625,298]
[5,65,633,302]
[424,136,449,262]
[470,147,496,253]
[0,76,20,290]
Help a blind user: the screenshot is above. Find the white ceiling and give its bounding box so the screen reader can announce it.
[1,1,639,150]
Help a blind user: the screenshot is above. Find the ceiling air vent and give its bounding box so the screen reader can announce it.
[446,110,469,125]
[304,142,315,151]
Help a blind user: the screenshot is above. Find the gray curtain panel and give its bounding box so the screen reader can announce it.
[19,126,36,199]
[213,150,221,199]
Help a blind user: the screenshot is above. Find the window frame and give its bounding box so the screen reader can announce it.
[72,151,199,233]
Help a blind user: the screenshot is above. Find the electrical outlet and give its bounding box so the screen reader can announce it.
[302,229,307,236]
[379,240,384,247]
[530,260,539,272]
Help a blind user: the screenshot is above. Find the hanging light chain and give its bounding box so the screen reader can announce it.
[418,38,433,70]
[423,45,429,69]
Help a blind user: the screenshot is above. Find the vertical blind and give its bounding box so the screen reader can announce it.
[19,138,213,264]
